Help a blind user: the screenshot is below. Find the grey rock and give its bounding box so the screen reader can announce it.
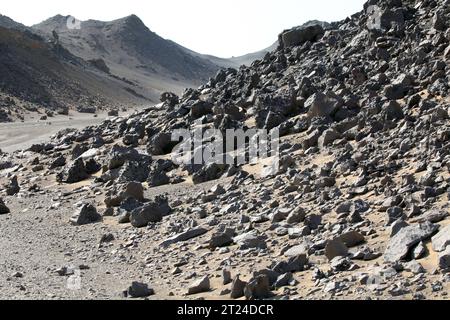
[187,276,210,295]
[438,246,450,270]
[283,242,310,257]
[5,176,20,195]
[230,276,247,299]
[105,182,144,207]
[325,238,349,261]
[272,255,308,273]
[70,203,102,225]
[244,275,271,300]
[160,227,208,247]
[192,163,227,184]
[338,231,365,248]
[209,233,233,250]
[148,132,175,156]
[279,24,324,48]
[57,158,88,183]
[130,197,171,228]
[384,222,439,263]
[274,272,294,289]
[286,207,306,224]
[305,91,343,119]
[0,198,10,214]
[127,282,154,298]
[403,260,425,274]
[330,256,358,272]
[222,269,232,285]
[390,219,409,237]
[233,231,267,250]
[432,225,450,252]
[386,207,405,226]
[412,241,427,260]
[318,129,341,148]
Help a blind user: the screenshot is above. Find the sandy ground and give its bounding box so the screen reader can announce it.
[0,111,130,153]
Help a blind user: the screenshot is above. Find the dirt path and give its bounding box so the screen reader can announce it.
[0,113,111,153]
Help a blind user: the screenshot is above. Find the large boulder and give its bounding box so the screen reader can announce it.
[233,231,267,250]
[439,246,450,270]
[126,282,154,298]
[108,145,146,170]
[432,225,450,252]
[279,24,324,48]
[0,198,10,214]
[105,182,144,208]
[230,276,247,299]
[148,132,176,156]
[192,163,227,184]
[5,175,20,196]
[117,161,150,183]
[70,203,102,225]
[325,238,349,261]
[187,276,210,295]
[56,159,89,183]
[130,197,171,228]
[305,92,343,119]
[209,233,234,250]
[190,100,213,119]
[384,222,439,263]
[244,275,271,300]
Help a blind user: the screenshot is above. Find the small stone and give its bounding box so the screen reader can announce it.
[187,276,210,295]
[244,275,271,300]
[222,270,232,285]
[0,198,10,215]
[127,282,154,298]
[230,276,247,299]
[70,204,102,226]
[325,238,349,261]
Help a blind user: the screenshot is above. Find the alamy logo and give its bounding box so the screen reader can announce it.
[171,120,280,177]
[66,16,82,30]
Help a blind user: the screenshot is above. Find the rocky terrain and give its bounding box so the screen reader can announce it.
[0,20,152,119]
[0,0,450,301]
[0,14,266,123]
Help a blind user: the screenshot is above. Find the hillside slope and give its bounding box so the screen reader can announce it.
[0,0,449,301]
[32,15,225,99]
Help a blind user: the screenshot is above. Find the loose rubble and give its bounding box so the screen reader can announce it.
[0,0,449,300]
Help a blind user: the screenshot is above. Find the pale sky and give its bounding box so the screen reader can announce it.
[1,0,366,58]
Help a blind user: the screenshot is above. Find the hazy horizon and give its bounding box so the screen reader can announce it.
[1,0,367,58]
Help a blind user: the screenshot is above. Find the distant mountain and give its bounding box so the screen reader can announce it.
[228,20,331,67]
[32,15,229,100]
[0,21,150,116]
[0,13,286,118]
[0,14,29,32]
[228,42,278,67]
